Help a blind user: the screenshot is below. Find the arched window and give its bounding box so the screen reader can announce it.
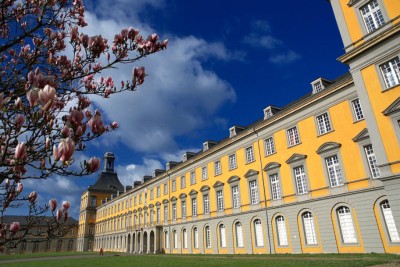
[205,226,211,248]
[173,230,178,249]
[254,219,264,246]
[337,206,357,243]
[193,227,199,248]
[276,216,288,246]
[21,240,27,251]
[182,229,188,249]
[302,212,317,245]
[57,239,63,251]
[235,222,244,247]
[219,224,226,247]
[68,240,74,251]
[164,231,169,249]
[381,200,400,242]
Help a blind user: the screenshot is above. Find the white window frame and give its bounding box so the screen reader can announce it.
[351,98,365,121]
[287,126,300,147]
[276,216,288,246]
[172,179,176,192]
[164,231,169,249]
[294,166,308,194]
[364,144,381,178]
[254,219,264,247]
[270,173,282,200]
[214,160,222,176]
[202,166,208,181]
[264,137,276,156]
[192,198,197,217]
[245,146,255,163]
[205,226,211,248]
[232,185,240,209]
[229,153,237,170]
[173,230,178,249]
[164,205,168,223]
[172,203,177,221]
[219,224,226,248]
[379,57,400,89]
[217,190,224,211]
[193,227,199,249]
[337,206,357,244]
[164,183,168,195]
[249,180,259,205]
[190,171,196,185]
[181,200,186,219]
[183,229,188,249]
[157,207,160,224]
[359,0,385,33]
[235,222,244,248]
[381,200,400,242]
[204,194,210,214]
[316,112,332,135]
[181,176,186,189]
[302,212,318,245]
[325,155,344,187]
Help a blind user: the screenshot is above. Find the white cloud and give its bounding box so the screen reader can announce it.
[269,50,301,64]
[115,158,163,185]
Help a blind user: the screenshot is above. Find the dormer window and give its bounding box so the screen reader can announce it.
[229,126,245,138]
[263,106,281,120]
[314,82,322,93]
[360,0,385,33]
[311,78,333,94]
[203,141,217,152]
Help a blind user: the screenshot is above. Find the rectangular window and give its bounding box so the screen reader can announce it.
[192,198,197,216]
[287,126,300,146]
[364,145,381,178]
[245,146,255,163]
[157,208,160,224]
[276,216,288,246]
[249,180,259,205]
[294,166,308,194]
[360,0,385,33]
[165,231,169,249]
[214,160,222,176]
[157,187,160,198]
[150,210,154,223]
[202,166,208,180]
[164,183,168,195]
[352,99,364,121]
[314,81,322,93]
[217,190,224,211]
[220,225,226,248]
[264,137,276,156]
[316,113,332,135]
[205,226,211,248]
[181,176,186,189]
[232,185,240,208]
[172,179,176,192]
[303,212,318,245]
[229,154,237,170]
[204,194,210,214]
[173,231,178,249]
[190,171,196,185]
[183,229,188,248]
[194,228,199,248]
[150,189,154,200]
[139,195,142,204]
[164,206,168,223]
[235,223,244,247]
[254,220,264,246]
[172,203,177,220]
[181,201,186,219]
[270,173,281,200]
[380,57,400,88]
[325,155,344,187]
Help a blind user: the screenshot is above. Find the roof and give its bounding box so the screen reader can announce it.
[2,215,78,226]
[89,171,124,192]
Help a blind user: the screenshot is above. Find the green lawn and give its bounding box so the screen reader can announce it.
[1,253,399,267]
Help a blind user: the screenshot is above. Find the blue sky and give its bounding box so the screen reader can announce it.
[21,0,349,219]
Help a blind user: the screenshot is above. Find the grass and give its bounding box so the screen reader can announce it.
[0,253,399,267]
[0,251,97,260]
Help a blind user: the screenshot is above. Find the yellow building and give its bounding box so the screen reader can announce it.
[77,0,400,254]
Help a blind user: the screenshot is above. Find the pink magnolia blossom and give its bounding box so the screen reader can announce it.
[133,67,146,85]
[88,113,104,134]
[38,85,56,111]
[86,157,100,173]
[62,201,70,211]
[15,97,23,109]
[0,93,11,109]
[49,198,57,212]
[5,179,10,189]
[15,114,25,130]
[46,138,51,150]
[28,191,37,203]
[111,121,118,129]
[53,145,61,161]
[61,126,71,138]
[16,182,23,194]
[56,209,63,222]
[27,89,39,107]
[69,109,84,127]
[14,142,27,161]
[10,222,20,233]
[161,39,168,49]
[58,138,75,163]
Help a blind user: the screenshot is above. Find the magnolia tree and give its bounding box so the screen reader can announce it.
[0,0,167,250]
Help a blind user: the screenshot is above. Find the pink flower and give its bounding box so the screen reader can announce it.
[15,114,25,130]
[88,113,104,134]
[14,142,27,161]
[16,182,23,194]
[111,121,118,129]
[56,209,63,222]
[58,138,75,163]
[133,67,146,85]
[62,201,70,211]
[28,191,37,203]
[15,97,23,109]
[5,179,10,189]
[53,145,61,161]
[86,157,100,173]
[10,222,20,234]
[161,39,168,49]
[61,126,71,138]
[46,138,51,150]
[69,109,84,127]
[27,89,39,107]
[49,198,57,212]
[70,27,79,42]
[38,85,56,111]
[0,93,11,109]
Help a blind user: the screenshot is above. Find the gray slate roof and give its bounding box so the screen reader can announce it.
[2,215,78,226]
[89,171,124,192]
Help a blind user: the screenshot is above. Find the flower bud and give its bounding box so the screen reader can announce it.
[16,182,23,194]
[62,201,70,211]
[28,191,37,203]
[49,198,57,212]
[10,222,20,233]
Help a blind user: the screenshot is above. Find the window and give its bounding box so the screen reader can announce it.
[193,227,199,248]
[183,229,188,248]
[157,208,160,224]
[276,216,288,246]
[33,240,40,251]
[205,226,211,248]
[352,99,364,121]
[204,194,210,214]
[287,126,300,146]
[172,203,177,220]
[202,166,208,180]
[380,57,400,88]
[294,166,308,194]
[173,230,178,249]
[217,190,224,211]
[270,173,281,200]
[364,145,381,178]
[325,155,344,187]
[157,187,160,197]
[164,231,169,249]
[90,196,96,206]
[164,206,168,223]
[229,154,237,170]
[190,171,196,185]
[150,189,154,200]
[381,200,400,242]
[150,210,154,223]
[214,161,222,176]
[254,219,264,246]
[172,180,176,192]
[360,0,385,33]
[21,240,27,251]
[302,212,317,245]
[181,176,186,189]
[249,180,259,205]
[245,146,255,163]
[45,240,51,250]
[164,183,168,195]
[337,206,357,243]
[134,197,137,206]
[264,137,276,156]
[139,195,142,204]
[219,224,226,247]
[316,113,332,135]
[313,81,322,93]
[57,240,63,251]
[235,222,244,247]
[181,201,186,219]
[232,185,240,208]
[192,198,197,216]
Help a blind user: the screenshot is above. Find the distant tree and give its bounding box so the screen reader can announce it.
[0,0,167,250]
